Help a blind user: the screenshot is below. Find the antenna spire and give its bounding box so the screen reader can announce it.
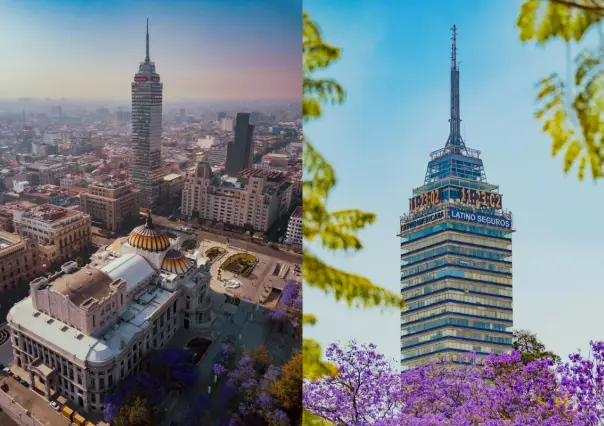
[446,24,465,151]
[145,18,150,63]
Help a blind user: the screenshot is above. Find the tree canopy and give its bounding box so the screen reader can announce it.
[517,0,603,181]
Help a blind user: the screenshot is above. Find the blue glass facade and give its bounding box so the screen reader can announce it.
[399,27,513,370]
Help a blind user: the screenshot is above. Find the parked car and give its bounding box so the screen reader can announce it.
[2,367,10,375]
[49,401,60,411]
[14,375,20,381]
[19,379,28,387]
[1,382,8,392]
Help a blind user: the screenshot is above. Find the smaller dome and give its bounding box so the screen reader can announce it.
[161,249,194,274]
[107,237,127,255]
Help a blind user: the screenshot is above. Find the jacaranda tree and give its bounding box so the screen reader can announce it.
[304,340,604,425]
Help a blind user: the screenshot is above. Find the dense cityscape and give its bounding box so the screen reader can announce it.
[0,19,302,426]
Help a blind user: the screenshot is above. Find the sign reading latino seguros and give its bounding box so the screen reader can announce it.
[449,208,512,230]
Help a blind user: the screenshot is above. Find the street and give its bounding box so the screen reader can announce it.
[151,215,302,264]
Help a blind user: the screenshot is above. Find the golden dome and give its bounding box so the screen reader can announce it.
[161,249,194,274]
[128,215,170,253]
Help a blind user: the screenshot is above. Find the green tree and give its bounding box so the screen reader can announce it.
[75,256,84,267]
[270,352,303,420]
[302,12,403,425]
[517,0,603,181]
[513,329,561,364]
[114,395,154,426]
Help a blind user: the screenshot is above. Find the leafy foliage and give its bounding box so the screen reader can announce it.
[302,12,403,426]
[517,0,603,180]
[513,329,562,364]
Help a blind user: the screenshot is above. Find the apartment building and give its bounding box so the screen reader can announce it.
[0,232,40,293]
[79,179,140,232]
[13,204,92,266]
[285,206,302,249]
[181,163,292,233]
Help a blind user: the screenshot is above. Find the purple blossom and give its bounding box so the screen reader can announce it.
[281,281,301,307]
[269,308,288,322]
[304,341,598,426]
[213,363,227,376]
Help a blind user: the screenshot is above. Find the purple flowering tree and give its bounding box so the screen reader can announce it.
[304,341,596,426]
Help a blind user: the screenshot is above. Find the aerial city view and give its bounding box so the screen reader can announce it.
[0,1,302,425]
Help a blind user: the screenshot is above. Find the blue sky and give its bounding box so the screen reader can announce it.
[304,0,604,364]
[0,0,301,99]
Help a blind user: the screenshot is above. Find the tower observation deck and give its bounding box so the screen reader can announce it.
[399,26,514,370]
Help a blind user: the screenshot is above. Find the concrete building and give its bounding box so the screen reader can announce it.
[60,174,86,189]
[0,201,37,232]
[225,113,254,177]
[181,163,292,233]
[207,144,227,167]
[13,204,92,267]
[285,206,302,249]
[219,116,234,132]
[399,27,514,370]
[160,174,184,202]
[79,180,140,232]
[0,232,40,293]
[7,215,212,413]
[129,21,164,208]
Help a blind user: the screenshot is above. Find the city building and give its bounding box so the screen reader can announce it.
[129,20,164,208]
[399,27,514,370]
[13,204,92,267]
[7,214,212,413]
[79,179,140,232]
[219,116,234,132]
[117,110,132,124]
[207,143,228,167]
[225,113,254,177]
[0,232,40,293]
[285,206,302,249]
[160,173,184,202]
[60,174,86,189]
[0,201,37,232]
[181,163,292,233]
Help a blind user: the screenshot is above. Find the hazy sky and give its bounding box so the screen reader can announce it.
[0,0,301,100]
[304,0,604,364]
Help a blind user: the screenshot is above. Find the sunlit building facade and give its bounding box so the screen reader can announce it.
[129,20,164,208]
[399,27,514,370]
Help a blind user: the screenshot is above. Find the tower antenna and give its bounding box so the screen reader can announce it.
[445,25,465,152]
[145,18,150,63]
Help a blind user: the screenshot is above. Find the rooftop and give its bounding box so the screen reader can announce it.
[50,266,114,306]
[23,204,80,223]
[0,232,21,250]
[238,168,288,182]
[100,253,156,292]
[9,280,176,363]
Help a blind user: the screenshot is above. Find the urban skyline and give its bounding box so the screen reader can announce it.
[0,0,302,100]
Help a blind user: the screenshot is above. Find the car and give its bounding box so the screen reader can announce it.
[49,401,60,411]
[2,367,9,375]
[1,382,8,392]
[0,363,4,369]
[13,375,20,381]
[19,379,28,387]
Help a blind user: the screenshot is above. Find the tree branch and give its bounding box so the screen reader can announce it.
[548,0,604,15]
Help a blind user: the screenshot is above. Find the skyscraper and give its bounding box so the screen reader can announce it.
[399,26,514,370]
[225,112,255,177]
[129,19,164,208]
